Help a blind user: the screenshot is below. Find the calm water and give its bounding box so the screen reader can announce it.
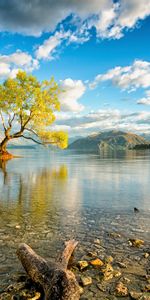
[0,148,150,289]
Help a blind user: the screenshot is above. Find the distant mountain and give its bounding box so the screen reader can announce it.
[68,136,82,145]
[68,130,150,152]
[140,133,150,141]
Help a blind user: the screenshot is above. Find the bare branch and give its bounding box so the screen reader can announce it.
[8,113,11,127]
[8,113,16,127]
[23,111,34,128]
[0,111,7,131]
[21,135,44,145]
[11,113,16,124]
[24,128,39,137]
[57,240,78,269]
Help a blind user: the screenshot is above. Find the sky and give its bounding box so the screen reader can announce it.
[0,0,150,137]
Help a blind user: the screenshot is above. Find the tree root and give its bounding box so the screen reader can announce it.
[17,240,80,300]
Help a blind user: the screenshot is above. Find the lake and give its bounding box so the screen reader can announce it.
[0,148,150,298]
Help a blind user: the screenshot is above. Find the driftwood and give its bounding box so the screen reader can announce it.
[17,240,80,300]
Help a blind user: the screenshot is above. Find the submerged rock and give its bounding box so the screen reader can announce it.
[130,291,143,299]
[129,239,144,247]
[78,260,89,270]
[115,281,128,296]
[90,258,104,267]
[81,276,92,286]
[101,263,114,281]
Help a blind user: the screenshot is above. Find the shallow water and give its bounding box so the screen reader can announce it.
[0,149,150,298]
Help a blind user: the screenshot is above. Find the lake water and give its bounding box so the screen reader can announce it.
[0,148,150,297]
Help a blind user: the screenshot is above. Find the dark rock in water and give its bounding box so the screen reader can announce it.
[134,207,140,213]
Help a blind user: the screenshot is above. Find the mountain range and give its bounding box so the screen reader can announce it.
[68,130,150,152]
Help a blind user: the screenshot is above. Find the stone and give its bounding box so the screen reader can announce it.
[129,239,144,247]
[139,294,150,300]
[81,276,92,286]
[15,225,21,229]
[87,251,97,257]
[115,282,128,296]
[28,292,41,300]
[101,263,114,281]
[90,258,104,267]
[130,291,143,299]
[116,261,127,268]
[97,283,107,292]
[78,260,89,270]
[144,285,150,292]
[144,253,149,258]
[79,286,84,294]
[94,239,101,244]
[122,277,131,284]
[105,256,114,263]
[113,270,122,278]
[109,232,121,239]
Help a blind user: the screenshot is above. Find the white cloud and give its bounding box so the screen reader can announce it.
[0,1,150,40]
[35,25,91,60]
[0,50,39,79]
[59,78,86,112]
[52,109,150,136]
[137,90,150,106]
[36,30,71,60]
[0,62,10,77]
[90,60,150,91]
[93,0,150,39]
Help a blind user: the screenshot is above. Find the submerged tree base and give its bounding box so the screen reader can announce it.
[0,151,14,160]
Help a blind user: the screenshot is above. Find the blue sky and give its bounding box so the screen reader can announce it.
[0,0,150,136]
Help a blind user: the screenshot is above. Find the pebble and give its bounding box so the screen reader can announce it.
[101,263,114,281]
[144,253,149,258]
[90,258,104,267]
[105,256,114,263]
[115,282,128,296]
[129,239,144,247]
[81,276,92,286]
[94,239,101,245]
[130,291,143,299]
[78,260,89,270]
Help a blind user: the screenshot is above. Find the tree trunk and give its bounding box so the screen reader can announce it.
[0,137,13,159]
[17,240,80,300]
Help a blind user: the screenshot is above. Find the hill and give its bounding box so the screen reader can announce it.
[68,130,150,152]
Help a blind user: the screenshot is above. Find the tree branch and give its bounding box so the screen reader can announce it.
[0,111,7,131]
[23,111,34,128]
[24,127,39,137]
[17,240,80,300]
[57,240,78,269]
[21,135,44,145]
[8,113,16,127]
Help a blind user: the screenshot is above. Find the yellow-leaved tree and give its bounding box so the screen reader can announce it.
[0,71,68,158]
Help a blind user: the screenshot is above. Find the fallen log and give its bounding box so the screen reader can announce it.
[17,240,80,300]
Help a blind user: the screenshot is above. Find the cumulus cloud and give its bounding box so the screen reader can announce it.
[0,50,39,79]
[90,60,150,91]
[59,78,86,112]
[137,90,150,106]
[52,109,150,136]
[0,0,150,40]
[0,0,110,36]
[36,30,71,60]
[35,24,91,60]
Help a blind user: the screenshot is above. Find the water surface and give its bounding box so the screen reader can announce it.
[0,149,150,293]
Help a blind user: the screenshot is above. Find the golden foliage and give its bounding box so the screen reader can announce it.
[0,71,68,149]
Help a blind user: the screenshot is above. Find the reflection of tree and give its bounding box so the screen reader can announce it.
[0,158,10,184]
[0,164,68,224]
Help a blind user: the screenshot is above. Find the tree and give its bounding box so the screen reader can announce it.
[0,71,68,158]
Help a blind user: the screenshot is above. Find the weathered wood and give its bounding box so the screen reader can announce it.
[17,240,80,300]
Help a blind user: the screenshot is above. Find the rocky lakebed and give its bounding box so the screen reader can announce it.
[0,208,150,300]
